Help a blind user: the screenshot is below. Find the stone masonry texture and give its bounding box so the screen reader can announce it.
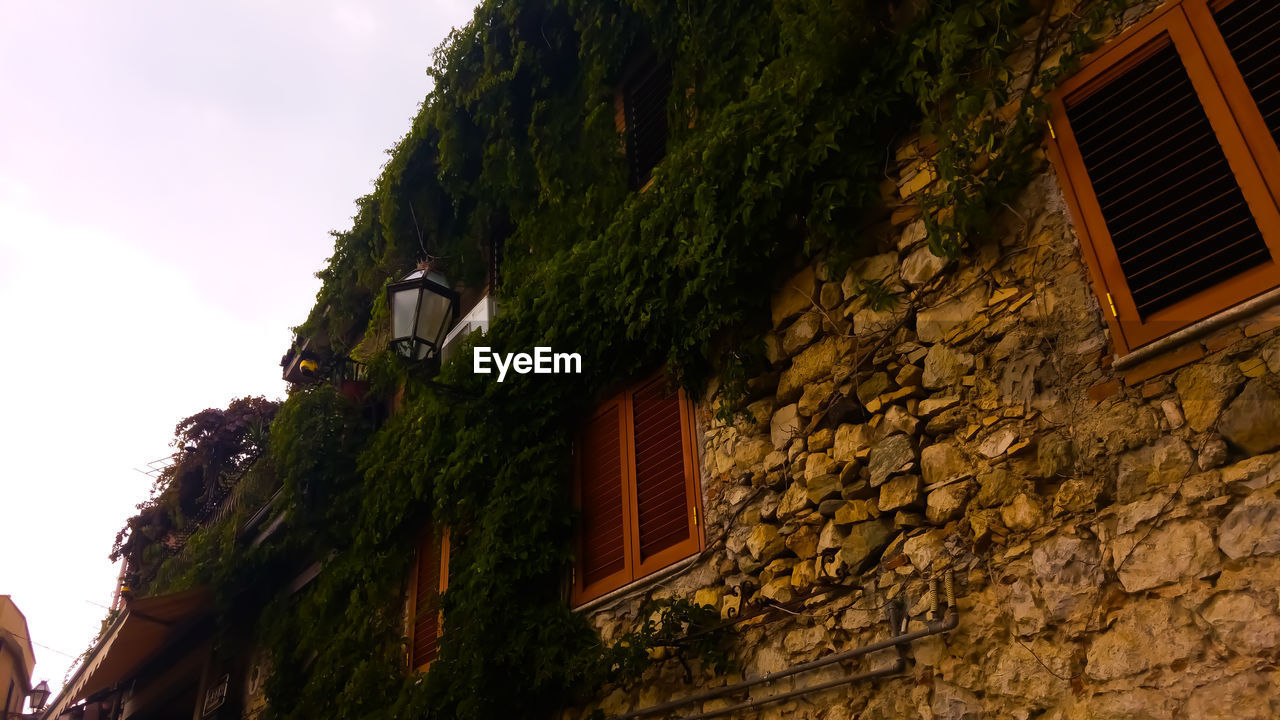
[561,12,1280,720]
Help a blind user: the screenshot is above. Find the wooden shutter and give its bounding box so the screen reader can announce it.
[1188,0,1280,208]
[576,398,632,597]
[623,60,672,190]
[1065,36,1269,318]
[573,375,703,606]
[1212,0,1280,145]
[629,376,698,574]
[410,528,442,670]
[1048,4,1280,353]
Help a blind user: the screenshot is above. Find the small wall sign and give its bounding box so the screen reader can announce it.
[203,673,229,717]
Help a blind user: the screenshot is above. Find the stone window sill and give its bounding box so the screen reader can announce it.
[575,554,700,615]
[1113,287,1280,383]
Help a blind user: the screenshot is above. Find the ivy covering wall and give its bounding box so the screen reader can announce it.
[117,0,1134,718]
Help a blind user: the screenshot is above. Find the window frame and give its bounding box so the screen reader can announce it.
[571,372,704,606]
[1047,0,1280,355]
[613,55,672,192]
[408,525,449,673]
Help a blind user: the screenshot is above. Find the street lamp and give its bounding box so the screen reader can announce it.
[28,681,50,714]
[387,267,459,361]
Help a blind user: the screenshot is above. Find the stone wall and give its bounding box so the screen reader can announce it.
[565,9,1280,720]
[577,97,1280,720]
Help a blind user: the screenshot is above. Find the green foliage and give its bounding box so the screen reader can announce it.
[127,1,1140,719]
[910,0,1133,256]
[854,278,900,312]
[112,396,280,591]
[603,598,733,684]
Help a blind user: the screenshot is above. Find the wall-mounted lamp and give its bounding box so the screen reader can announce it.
[28,681,50,714]
[387,268,459,361]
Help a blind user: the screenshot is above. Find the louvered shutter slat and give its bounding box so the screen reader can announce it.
[630,378,691,561]
[1066,35,1270,318]
[411,529,441,669]
[579,406,627,587]
[1215,0,1280,147]
[624,61,672,189]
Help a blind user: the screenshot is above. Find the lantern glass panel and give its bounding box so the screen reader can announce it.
[416,288,454,357]
[391,283,421,341]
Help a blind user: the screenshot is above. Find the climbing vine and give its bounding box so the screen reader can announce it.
[118,1,1142,719]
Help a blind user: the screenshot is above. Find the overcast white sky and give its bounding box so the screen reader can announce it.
[0,0,476,697]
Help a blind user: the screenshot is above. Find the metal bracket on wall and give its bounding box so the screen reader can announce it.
[615,570,959,720]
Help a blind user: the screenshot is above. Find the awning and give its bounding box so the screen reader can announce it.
[51,588,212,715]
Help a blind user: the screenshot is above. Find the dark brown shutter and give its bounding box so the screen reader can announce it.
[630,377,690,561]
[411,529,441,669]
[1065,34,1270,318]
[446,530,460,588]
[488,234,505,291]
[1214,0,1280,146]
[623,60,672,189]
[579,405,627,587]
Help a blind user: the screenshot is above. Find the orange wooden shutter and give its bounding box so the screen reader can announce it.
[1210,0,1280,145]
[411,528,441,670]
[628,376,698,574]
[1064,33,1270,320]
[577,398,631,595]
[1048,5,1280,353]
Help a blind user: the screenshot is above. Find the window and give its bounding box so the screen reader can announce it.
[616,57,673,190]
[1047,0,1280,355]
[573,373,703,605]
[409,525,449,671]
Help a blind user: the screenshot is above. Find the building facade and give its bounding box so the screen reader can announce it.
[0,597,36,720]
[557,0,1280,715]
[64,0,1280,718]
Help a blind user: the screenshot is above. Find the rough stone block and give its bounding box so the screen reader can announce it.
[918,394,960,417]
[975,469,1022,507]
[1219,379,1280,455]
[1201,591,1280,655]
[838,519,892,570]
[923,344,975,389]
[777,337,840,403]
[797,380,833,417]
[784,524,819,559]
[1115,436,1194,503]
[926,479,973,523]
[805,473,842,504]
[1174,362,1245,432]
[868,433,917,486]
[917,285,988,343]
[771,266,817,328]
[1112,519,1219,592]
[901,245,948,287]
[770,403,801,449]
[778,480,813,519]
[1000,492,1043,532]
[878,474,923,512]
[782,310,822,355]
[1219,481,1280,559]
[746,523,785,562]
[1085,599,1200,681]
[921,442,968,486]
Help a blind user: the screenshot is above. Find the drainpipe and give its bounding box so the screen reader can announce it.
[616,571,959,720]
[677,652,908,720]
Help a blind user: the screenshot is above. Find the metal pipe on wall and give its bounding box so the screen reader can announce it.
[616,611,959,720]
[679,656,907,720]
